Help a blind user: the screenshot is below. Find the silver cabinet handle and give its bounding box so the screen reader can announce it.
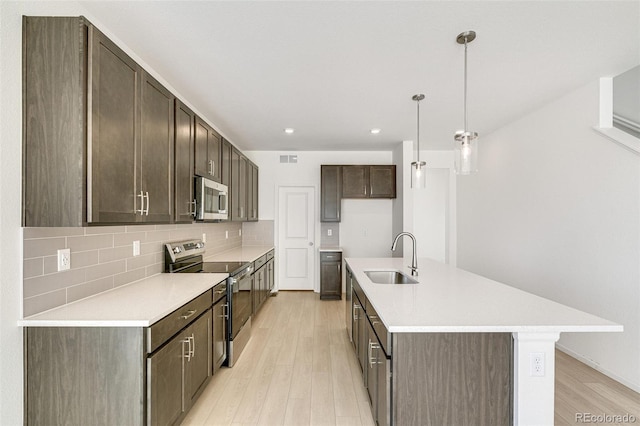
[368,339,379,368]
[223,302,229,319]
[190,333,195,358]
[136,191,145,214]
[179,309,197,320]
[183,336,192,361]
[353,304,360,320]
[189,199,197,216]
[212,160,215,176]
[144,191,150,215]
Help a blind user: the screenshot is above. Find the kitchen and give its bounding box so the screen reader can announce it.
[2,1,640,426]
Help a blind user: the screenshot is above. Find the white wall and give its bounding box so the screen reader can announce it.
[457,79,640,391]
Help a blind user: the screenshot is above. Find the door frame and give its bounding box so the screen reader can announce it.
[275,185,318,292]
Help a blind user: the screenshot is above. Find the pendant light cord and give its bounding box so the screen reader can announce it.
[464,38,468,132]
[416,99,421,162]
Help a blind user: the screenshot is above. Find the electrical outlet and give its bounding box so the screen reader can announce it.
[239,229,242,237]
[57,248,71,271]
[202,233,207,243]
[225,230,229,239]
[530,352,545,377]
[133,240,140,256]
[328,229,333,237]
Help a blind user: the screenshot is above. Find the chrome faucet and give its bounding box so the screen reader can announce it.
[391,232,418,276]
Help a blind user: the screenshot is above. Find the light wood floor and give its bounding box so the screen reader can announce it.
[183,291,640,426]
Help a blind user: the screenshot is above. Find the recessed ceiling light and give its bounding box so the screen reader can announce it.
[284,128,295,134]
[370,128,381,134]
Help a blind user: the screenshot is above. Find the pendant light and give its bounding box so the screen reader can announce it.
[454,30,478,175]
[411,94,427,189]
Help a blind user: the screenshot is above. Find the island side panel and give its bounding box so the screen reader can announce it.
[25,327,145,425]
[393,332,512,426]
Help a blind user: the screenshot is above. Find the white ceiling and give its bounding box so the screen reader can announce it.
[80,1,640,151]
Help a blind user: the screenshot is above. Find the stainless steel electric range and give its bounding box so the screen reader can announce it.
[164,239,253,367]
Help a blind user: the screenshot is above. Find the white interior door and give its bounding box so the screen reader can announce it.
[277,186,315,290]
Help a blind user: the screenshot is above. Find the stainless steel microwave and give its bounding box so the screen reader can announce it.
[194,177,228,221]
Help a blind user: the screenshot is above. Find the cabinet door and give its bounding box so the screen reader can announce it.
[140,71,174,223]
[213,296,228,373]
[221,138,232,188]
[251,273,259,314]
[174,100,195,223]
[320,253,341,300]
[231,148,247,221]
[89,27,140,223]
[194,117,211,178]
[365,319,378,417]
[209,128,222,183]
[377,354,390,426]
[247,162,258,221]
[320,165,342,222]
[346,269,353,341]
[342,166,369,198]
[147,330,187,426]
[186,310,212,405]
[369,165,396,198]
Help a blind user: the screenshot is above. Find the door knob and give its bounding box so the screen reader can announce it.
[309,242,314,246]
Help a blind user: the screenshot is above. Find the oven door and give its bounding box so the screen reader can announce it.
[229,267,252,339]
[195,177,228,221]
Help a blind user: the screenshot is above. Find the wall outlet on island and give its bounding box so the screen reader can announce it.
[202,233,207,243]
[225,230,229,239]
[239,229,242,237]
[530,352,545,377]
[133,240,140,257]
[328,229,333,236]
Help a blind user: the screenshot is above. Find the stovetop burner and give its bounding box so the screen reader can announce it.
[164,239,250,275]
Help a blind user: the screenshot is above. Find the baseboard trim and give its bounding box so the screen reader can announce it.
[556,343,640,393]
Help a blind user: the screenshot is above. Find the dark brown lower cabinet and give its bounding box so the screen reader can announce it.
[347,266,512,426]
[320,251,342,300]
[25,293,214,426]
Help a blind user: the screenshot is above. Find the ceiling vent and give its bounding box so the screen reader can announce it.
[280,155,298,164]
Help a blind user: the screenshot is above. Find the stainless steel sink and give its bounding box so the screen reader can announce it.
[364,270,418,284]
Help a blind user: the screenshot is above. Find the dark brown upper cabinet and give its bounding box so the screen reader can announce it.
[321,165,342,222]
[23,17,174,226]
[342,165,396,199]
[320,165,395,222]
[369,165,396,198]
[342,166,370,198]
[230,148,247,221]
[194,117,221,182]
[221,138,233,188]
[247,161,259,222]
[174,100,196,223]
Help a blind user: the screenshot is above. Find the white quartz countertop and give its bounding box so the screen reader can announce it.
[19,272,228,327]
[319,247,343,252]
[345,257,622,334]
[204,245,274,262]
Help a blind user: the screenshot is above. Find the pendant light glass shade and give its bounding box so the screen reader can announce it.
[454,131,478,175]
[411,94,427,189]
[454,30,479,175]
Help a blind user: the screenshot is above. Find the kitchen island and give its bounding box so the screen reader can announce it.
[345,257,622,426]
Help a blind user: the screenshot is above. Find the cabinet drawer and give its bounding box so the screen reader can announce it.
[266,250,274,260]
[320,252,342,262]
[212,280,227,302]
[254,254,267,270]
[366,301,390,357]
[147,289,212,353]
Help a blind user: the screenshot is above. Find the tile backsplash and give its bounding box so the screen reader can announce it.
[321,223,340,247]
[23,222,243,317]
[241,220,274,246]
